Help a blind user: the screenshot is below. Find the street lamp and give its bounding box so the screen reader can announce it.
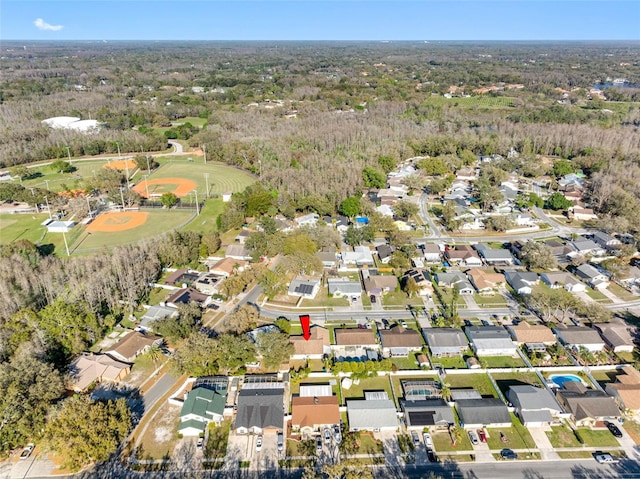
[143,175,149,198]
[44,196,52,220]
[194,189,200,215]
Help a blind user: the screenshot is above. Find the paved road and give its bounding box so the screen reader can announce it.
[141,372,179,413]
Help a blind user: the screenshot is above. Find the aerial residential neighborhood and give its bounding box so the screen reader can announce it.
[1,17,640,479]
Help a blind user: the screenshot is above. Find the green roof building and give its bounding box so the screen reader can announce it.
[178,386,227,436]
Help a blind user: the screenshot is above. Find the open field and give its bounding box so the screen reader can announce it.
[181,199,225,234]
[134,160,254,198]
[71,209,195,253]
[422,96,516,109]
[0,213,49,244]
[21,159,116,192]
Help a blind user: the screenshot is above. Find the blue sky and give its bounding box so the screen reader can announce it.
[2,1,639,41]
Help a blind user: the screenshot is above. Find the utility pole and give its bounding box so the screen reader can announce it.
[44,196,52,220]
[144,175,149,198]
[146,155,151,174]
[194,189,200,215]
[120,187,125,211]
[62,231,70,256]
[202,144,207,164]
[205,173,210,197]
[65,145,72,163]
[45,179,50,191]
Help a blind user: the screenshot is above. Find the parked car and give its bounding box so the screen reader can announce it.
[468,430,479,445]
[605,421,623,438]
[196,437,204,450]
[411,431,420,446]
[370,295,376,303]
[277,431,284,451]
[464,319,472,327]
[594,452,619,464]
[401,321,408,328]
[316,436,322,452]
[477,429,487,443]
[426,450,438,463]
[382,318,390,328]
[255,435,263,452]
[481,319,490,326]
[423,432,433,450]
[206,303,219,310]
[324,428,332,444]
[19,443,34,460]
[500,449,517,460]
[334,425,342,444]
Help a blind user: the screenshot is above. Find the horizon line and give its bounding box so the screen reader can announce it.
[2,38,639,42]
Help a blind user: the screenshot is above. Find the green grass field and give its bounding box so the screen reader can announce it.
[181,199,225,235]
[70,209,195,254]
[423,96,516,109]
[135,160,255,198]
[0,213,50,244]
[445,373,498,397]
[21,159,112,193]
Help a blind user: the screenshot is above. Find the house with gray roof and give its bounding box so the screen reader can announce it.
[507,385,563,427]
[553,325,606,352]
[574,264,609,289]
[455,397,512,428]
[593,322,636,353]
[347,391,398,432]
[421,243,442,263]
[179,385,228,436]
[288,276,321,299]
[465,325,517,356]
[569,239,605,258]
[504,270,539,295]
[316,251,338,269]
[423,328,469,357]
[476,247,515,266]
[401,399,455,430]
[435,271,474,295]
[327,278,362,298]
[376,244,394,264]
[592,231,621,250]
[235,388,284,434]
[555,382,620,427]
[540,271,586,293]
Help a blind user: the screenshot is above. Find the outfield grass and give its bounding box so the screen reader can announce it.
[444,373,497,397]
[181,198,225,234]
[71,209,195,253]
[21,159,110,192]
[0,213,49,244]
[141,160,254,198]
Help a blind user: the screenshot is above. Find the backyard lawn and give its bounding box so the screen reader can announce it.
[491,371,544,397]
[444,373,498,397]
[430,354,467,369]
[486,414,536,451]
[479,355,525,368]
[391,353,422,371]
[340,375,393,404]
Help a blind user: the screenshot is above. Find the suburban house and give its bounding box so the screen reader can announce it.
[423,328,469,357]
[342,246,375,266]
[617,266,640,289]
[465,325,518,356]
[592,231,621,250]
[165,287,209,309]
[209,257,249,277]
[507,385,563,427]
[363,274,399,296]
[604,366,640,413]
[288,276,322,299]
[316,251,338,269]
[401,399,455,430]
[504,271,539,295]
[455,397,512,428]
[291,396,340,435]
[400,269,433,297]
[347,391,399,432]
[290,325,330,360]
[234,229,254,245]
[507,322,557,350]
[327,278,362,298]
[68,353,131,393]
[435,271,474,295]
[445,246,482,267]
[235,382,285,434]
[475,246,515,266]
[376,244,394,264]
[593,323,636,353]
[379,326,423,357]
[421,243,442,263]
[553,325,606,352]
[555,382,620,427]
[137,305,177,332]
[333,329,379,361]
[569,239,605,258]
[106,331,163,363]
[193,273,224,295]
[164,269,200,287]
[466,269,506,294]
[294,213,319,227]
[539,272,586,293]
[225,244,252,261]
[544,239,575,262]
[574,264,609,289]
[178,384,228,436]
[569,206,598,222]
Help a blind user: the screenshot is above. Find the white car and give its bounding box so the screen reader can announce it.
[255,435,263,452]
[468,430,479,445]
[594,452,619,464]
[19,444,35,460]
[423,433,433,450]
[324,428,331,444]
[196,437,204,450]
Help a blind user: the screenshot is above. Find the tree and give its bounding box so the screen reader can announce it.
[485,215,514,232]
[403,277,420,298]
[218,305,260,334]
[50,159,73,174]
[133,154,159,172]
[577,302,612,323]
[9,165,30,180]
[37,299,102,356]
[545,192,573,211]
[551,159,575,178]
[256,330,294,370]
[339,196,361,218]
[259,268,288,300]
[283,233,318,255]
[215,334,256,375]
[519,241,557,270]
[393,200,419,220]
[306,464,374,479]
[44,395,131,472]
[416,157,448,176]
[171,332,220,376]
[200,232,221,256]
[274,317,291,334]
[144,342,164,368]
[161,192,179,208]
[361,166,385,189]
[377,155,396,174]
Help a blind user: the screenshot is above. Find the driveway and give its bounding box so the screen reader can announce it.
[471,440,496,463]
[600,287,625,304]
[374,430,402,467]
[527,426,560,461]
[2,449,56,479]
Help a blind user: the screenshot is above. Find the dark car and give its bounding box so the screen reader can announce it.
[464,319,472,327]
[370,295,376,303]
[605,421,623,438]
[500,449,517,460]
[426,450,438,463]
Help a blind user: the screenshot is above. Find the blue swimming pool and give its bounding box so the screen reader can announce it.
[549,374,584,387]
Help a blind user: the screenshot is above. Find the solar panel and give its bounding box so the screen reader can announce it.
[295,284,314,295]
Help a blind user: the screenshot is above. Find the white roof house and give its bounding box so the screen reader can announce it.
[465,326,517,356]
[347,392,398,432]
[341,246,374,266]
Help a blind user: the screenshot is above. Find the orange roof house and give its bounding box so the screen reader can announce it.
[605,366,640,412]
[507,322,557,345]
[291,396,340,433]
[290,326,330,359]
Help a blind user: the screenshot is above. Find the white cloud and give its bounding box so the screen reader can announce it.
[34,18,64,32]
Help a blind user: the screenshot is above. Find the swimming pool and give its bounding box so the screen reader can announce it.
[549,374,584,388]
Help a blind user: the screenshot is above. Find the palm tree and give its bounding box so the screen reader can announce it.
[440,383,451,402]
[145,341,164,368]
[449,426,461,446]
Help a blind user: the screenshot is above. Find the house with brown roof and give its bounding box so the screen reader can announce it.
[164,269,200,286]
[507,322,557,348]
[333,329,380,361]
[68,353,131,392]
[209,257,249,277]
[555,382,620,427]
[106,331,163,363]
[165,287,210,309]
[379,326,423,357]
[291,396,340,434]
[605,366,640,413]
[290,326,330,360]
[466,269,506,294]
[593,322,636,353]
[363,274,399,295]
[445,245,482,267]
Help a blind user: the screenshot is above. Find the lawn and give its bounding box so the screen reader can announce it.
[382,290,424,308]
[444,373,497,397]
[430,354,467,369]
[301,290,350,308]
[431,430,473,452]
[546,425,572,449]
[21,159,109,193]
[486,414,536,451]
[479,355,525,368]
[70,209,195,254]
[340,375,393,404]
[181,198,225,234]
[623,420,640,445]
[575,428,620,448]
[422,95,516,109]
[585,287,613,303]
[589,369,623,389]
[146,287,172,306]
[608,282,638,301]
[137,160,254,198]
[491,372,543,397]
[474,294,508,308]
[433,289,467,308]
[557,451,593,459]
[391,353,422,371]
[204,420,230,460]
[0,213,50,244]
